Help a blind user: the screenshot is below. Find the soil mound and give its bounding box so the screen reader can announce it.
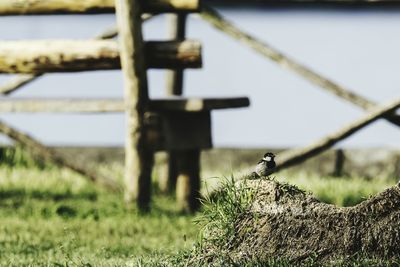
[199,178,400,264]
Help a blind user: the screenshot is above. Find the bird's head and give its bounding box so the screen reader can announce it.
[263,152,275,162]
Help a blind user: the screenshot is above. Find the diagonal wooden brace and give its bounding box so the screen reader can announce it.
[0,119,122,192]
[200,5,400,128]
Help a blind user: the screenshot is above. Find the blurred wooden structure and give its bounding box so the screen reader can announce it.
[0,0,250,212]
[199,6,400,176]
[206,0,400,6]
[0,0,399,211]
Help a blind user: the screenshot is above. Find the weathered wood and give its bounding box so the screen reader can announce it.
[0,74,40,95]
[264,97,400,175]
[0,15,155,95]
[163,14,188,194]
[167,152,179,192]
[0,97,249,113]
[206,0,400,5]
[166,14,187,96]
[0,119,121,192]
[332,149,345,177]
[0,0,199,15]
[145,40,202,69]
[176,149,201,213]
[0,98,124,113]
[200,5,400,127]
[0,40,202,74]
[116,0,153,210]
[144,0,200,12]
[161,111,212,150]
[149,97,250,112]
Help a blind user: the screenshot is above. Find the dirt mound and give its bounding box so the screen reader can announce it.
[198,178,400,264]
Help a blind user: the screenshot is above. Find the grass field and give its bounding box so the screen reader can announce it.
[0,148,397,266]
[0,165,199,266]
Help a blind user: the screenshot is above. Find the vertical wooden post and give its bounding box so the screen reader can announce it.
[333,149,345,177]
[158,151,178,193]
[115,0,153,210]
[159,13,188,194]
[166,13,187,96]
[176,149,201,213]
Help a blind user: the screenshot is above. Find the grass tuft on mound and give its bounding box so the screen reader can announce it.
[0,147,397,266]
[187,175,400,266]
[182,177,286,266]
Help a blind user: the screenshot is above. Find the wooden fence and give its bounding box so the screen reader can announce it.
[0,0,399,211]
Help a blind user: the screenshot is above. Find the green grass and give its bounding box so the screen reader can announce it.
[277,171,397,206]
[0,165,199,266]
[187,176,400,267]
[0,147,398,266]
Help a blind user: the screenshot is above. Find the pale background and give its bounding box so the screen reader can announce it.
[0,8,399,148]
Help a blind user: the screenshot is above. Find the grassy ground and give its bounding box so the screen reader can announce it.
[0,147,398,266]
[0,165,198,266]
[276,171,397,207]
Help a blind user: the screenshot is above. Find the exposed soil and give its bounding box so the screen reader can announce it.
[200,178,400,264]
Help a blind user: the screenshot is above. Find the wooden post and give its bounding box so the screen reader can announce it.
[115,0,153,210]
[176,149,201,213]
[160,13,188,194]
[332,149,345,177]
[166,13,187,96]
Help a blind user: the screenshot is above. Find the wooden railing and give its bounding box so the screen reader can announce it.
[0,0,249,213]
[0,0,399,211]
[198,5,400,175]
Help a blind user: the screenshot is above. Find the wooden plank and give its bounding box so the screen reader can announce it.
[0,97,249,113]
[0,40,202,74]
[0,15,155,96]
[145,41,202,69]
[200,5,400,127]
[161,111,212,150]
[143,0,200,12]
[0,99,124,113]
[206,0,400,6]
[0,119,122,192]
[149,97,250,111]
[115,0,153,210]
[0,0,199,15]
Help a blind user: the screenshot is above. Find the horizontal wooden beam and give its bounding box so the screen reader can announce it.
[0,99,124,113]
[0,97,250,113]
[205,0,400,6]
[0,0,199,15]
[0,40,202,73]
[149,97,250,111]
[145,41,202,69]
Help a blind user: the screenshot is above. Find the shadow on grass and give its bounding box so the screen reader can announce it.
[0,188,97,202]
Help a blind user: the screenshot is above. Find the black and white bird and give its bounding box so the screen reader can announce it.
[255,152,276,177]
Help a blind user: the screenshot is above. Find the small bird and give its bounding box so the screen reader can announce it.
[255,152,276,177]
